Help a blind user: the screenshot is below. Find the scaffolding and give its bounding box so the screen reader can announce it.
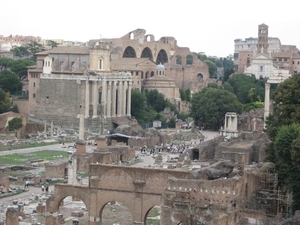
[256,168,292,217]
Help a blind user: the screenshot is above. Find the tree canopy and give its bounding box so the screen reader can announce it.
[0,88,11,114]
[0,70,22,94]
[8,117,23,131]
[225,74,265,104]
[265,74,300,141]
[190,87,242,130]
[265,73,300,213]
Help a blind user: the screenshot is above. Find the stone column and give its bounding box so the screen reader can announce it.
[77,114,85,140]
[85,79,90,118]
[44,120,47,138]
[253,118,257,131]
[6,206,19,225]
[102,78,107,118]
[117,81,123,117]
[264,82,270,128]
[68,154,77,185]
[93,81,98,118]
[107,81,112,118]
[50,121,53,139]
[112,81,117,117]
[127,81,132,116]
[123,81,127,116]
[224,115,228,130]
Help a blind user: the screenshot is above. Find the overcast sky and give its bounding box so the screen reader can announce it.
[2,0,300,57]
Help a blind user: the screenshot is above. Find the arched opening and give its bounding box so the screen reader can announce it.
[176,55,182,65]
[151,71,154,77]
[145,205,161,225]
[141,47,153,60]
[129,32,134,40]
[156,49,168,64]
[191,149,199,160]
[100,201,133,224]
[186,54,193,65]
[146,71,150,78]
[57,196,89,225]
[123,46,137,58]
[197,73,203,80]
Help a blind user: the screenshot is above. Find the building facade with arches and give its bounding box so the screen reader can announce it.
[89,28,211,95]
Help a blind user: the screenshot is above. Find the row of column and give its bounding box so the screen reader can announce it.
[85,79,132,118]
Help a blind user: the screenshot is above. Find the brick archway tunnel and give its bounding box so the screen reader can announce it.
[46,164,189,225]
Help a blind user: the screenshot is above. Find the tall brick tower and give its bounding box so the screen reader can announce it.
[257,23,269,54]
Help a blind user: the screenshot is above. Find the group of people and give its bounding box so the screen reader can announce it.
[140,142,193,155]
[41,185,49,193]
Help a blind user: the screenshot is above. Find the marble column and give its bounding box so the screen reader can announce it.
[112,81,117,117]
[127,81,132,116]
[117,81,122,117]
[107,81,112,118]
[50,121,53,139]
[85,79,90,118]
[102,78,107,118]
[92,81,98,118]
[123,81,127,116]
[264,82,270,128]
[77,114,85,140]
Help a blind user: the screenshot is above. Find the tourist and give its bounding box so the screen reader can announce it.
[42,185,44,192]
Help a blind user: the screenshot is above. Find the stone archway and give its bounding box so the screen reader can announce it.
[156,49,168,64]
[123,46,137,58]
[141,47,153,60]
[100,201,133,224]
[186,54,193,65]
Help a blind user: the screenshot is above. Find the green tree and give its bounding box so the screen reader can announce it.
[190,87,242,130]
[226,74,265,104]
[204,59,217,78]
[273,123,300,211]
[8,59,35,77]
[0,89,11,113]
[26,41,45,60]
[0,57,14,69]
[10,46,30,58]
[223,68,235,83]
[0,70,22,94]
[46,40,59,49]
[167,117,176,128]
[131,89,147,123]
[8,117,23,131]
[265,74,300,141]
[145,89,166,112]
[264,74,300,213]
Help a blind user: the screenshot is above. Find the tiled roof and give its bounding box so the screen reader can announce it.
[111,58,156,66]
[36,46,89,55]
[271,52,293,58]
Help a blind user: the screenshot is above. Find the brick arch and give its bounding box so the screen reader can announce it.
[143,203,162,224]
[186,54,194,65]
[97,167,135,191]
[97,193,135,223]
[46,185,90,213]
[176,55,182,65]
[141,47,153,60]
[156,49,169,64]
[123,46,137,58]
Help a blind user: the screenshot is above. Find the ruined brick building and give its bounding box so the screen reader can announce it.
[25,29,211,132]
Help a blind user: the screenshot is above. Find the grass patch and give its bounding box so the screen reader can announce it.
[0,141,59,151]
[0,189,26,199]
[0,150,68,166]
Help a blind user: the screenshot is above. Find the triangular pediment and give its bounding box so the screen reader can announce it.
[252,52,271,60]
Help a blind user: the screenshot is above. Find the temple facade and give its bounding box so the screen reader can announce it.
[27,42,132,132]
